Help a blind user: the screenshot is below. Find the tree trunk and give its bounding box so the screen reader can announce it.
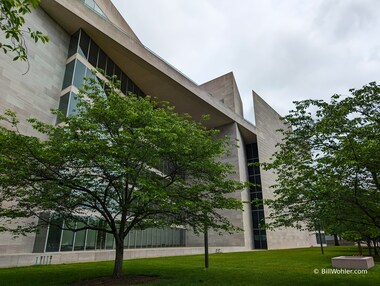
[113,239,124,278]
[318,229,324,255]
[204,227,209,269]
[333,234,340,246]
[357,241,362,255]
[367,239,372,256]
[374,240,379,256]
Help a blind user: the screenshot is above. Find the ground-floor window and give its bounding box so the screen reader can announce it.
[36,217,186,252]
[315,232,326,244]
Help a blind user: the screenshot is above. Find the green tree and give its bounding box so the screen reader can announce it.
[0,76,245,278]
[0,0,48,62]
[262,82,380,243]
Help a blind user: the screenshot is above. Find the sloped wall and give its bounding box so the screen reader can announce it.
[253,91,316,249]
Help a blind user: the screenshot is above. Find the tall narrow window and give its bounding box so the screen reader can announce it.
[68,30,80,57]
[88,39,99,67]
[246,143,267,249]
[78,30,90,58]
[45,216,63,252]
[62,60,75,89]
[73,60,86,88]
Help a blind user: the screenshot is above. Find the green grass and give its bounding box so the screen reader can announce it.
[1,246,379,285]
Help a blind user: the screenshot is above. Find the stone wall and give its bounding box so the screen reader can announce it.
[0,7,70,254]
[185,122,249,248]
[253,91,317,249]
[200,72,244,117]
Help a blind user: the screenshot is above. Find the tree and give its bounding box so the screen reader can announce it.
[261,82,380,245]
[0,0,48,63]
[0,76,245,278]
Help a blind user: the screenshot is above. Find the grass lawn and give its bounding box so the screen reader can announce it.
[1,246,379,286]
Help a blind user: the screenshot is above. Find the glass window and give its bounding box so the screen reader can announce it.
[33,216,49,253]
[249,175,261,186]
[97,49,107,72]
[68,30,80,58]
[156,229,162,247]
[62,60,75,89]
[252,143,259,158]
[145,228,152,247]
[160,229,166,247]
[74,222,86,251]
[151,228,158,247]
[96,231,106,249]
[168,228,174,246]
[68,92,79,116]
[253,230,267,249]
[124,232,131,248]
[78,30,90,58]
[82,0,108,20]
[172,229,179,246]
[135,229,142,248]
[113,65,122,82]
[60,228,74,251]
[88,39,99,67]
[180,229,185,246]
[96,221,107,249]
[73,60,87,88]
[144,229,149,247]
[84,0,95,9]
[246,144,253,159]
[316,233,326,244]
[250,192,263,200]
[57,93,70,122]
[94,4,104,16]
[105,233,114,249]
[106,58,115,77]
[45,216,63,252]
[86,229,96,250]
[253,230,260,239]
[128,230,136,248]
[145,229,151,247]
[85,68,97,87]
[252,212,260,228]
[128,81,135,95]
[120,73,128,95]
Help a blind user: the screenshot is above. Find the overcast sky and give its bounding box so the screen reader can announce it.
[111,0,380,123]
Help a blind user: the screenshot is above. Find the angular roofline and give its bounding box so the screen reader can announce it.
[40,0,258,143]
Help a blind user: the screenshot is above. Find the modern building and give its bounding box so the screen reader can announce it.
[0,0,317,267]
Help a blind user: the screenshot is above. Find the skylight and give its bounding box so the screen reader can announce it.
[82,0,109,20]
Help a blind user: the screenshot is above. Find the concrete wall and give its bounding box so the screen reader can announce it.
[0,7,70,254]
[94,0,141,43]
[0,7,69,135]
[200,72,244,117]
[253,91,316,249]
[186,123,249,248]
[0,246,250,268]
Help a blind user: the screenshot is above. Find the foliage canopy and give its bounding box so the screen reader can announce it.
[0,0,48,63]
[262,82,380,239]
[0,76,245,276]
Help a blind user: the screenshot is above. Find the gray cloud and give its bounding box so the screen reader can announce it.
[112,0,380,123]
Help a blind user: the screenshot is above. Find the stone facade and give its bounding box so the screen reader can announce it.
[0,7,70,256]
[253,91,316,249]
[186,122,249,248]
[0,0,316,267]
[200,72,244,116]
